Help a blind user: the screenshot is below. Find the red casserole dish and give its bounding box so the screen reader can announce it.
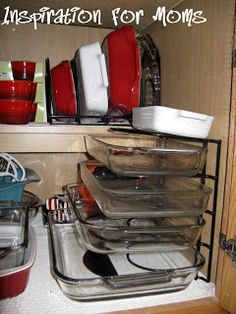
[51,61,77,116]
[103,26,141,115]
[0,227,36,299]
[0,99,33,124]
[0,80,37,101]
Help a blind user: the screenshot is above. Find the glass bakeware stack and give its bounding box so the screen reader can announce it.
[46,132,212,300]
[78,133,212,252]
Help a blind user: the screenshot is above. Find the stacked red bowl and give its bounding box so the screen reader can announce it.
[0,61,37,124]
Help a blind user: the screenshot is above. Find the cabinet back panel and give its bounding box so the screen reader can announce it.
[0,22,111,67]
[12,153,87,199]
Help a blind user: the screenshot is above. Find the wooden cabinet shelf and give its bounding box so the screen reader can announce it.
[0,123,111,152]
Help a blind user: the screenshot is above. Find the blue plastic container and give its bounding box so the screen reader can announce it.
[0,168,40,208]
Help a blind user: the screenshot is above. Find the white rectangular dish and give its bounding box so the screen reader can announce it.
[132,106,214,138]
[75,42,108,118]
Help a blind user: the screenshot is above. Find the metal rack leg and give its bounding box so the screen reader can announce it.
[198,139,221,283]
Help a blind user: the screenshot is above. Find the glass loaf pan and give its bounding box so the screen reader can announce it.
[0,206,28,249]
[85,133,207,177]
[79,162,212,218]
[48,218,205,301]
[65,184,205,253]
[0,191,39,249]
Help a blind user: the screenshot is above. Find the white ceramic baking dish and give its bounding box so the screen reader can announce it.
[132,106,214,138]
[75,42,108,118]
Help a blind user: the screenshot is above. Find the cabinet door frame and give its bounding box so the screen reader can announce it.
[217,18,236,314]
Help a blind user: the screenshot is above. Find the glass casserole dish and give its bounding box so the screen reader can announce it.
[85,133,207,177]
[0,206,28,249]
[79,162,212,218]
[65,184,205,253]
[0,191,39,249]
[22,191,40,222]
[48,216,205,301]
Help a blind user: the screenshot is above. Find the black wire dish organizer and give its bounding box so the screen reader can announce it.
[108,127,221,284]
[45,32,161,126]
[45,56,221,283]
[45,58,132,126]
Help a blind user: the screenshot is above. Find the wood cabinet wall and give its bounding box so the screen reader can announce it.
[0,22,111,67]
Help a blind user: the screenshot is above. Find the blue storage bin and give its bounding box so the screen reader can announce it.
[0,168,40,208]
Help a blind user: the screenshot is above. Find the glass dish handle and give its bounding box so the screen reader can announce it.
[106,270,174,289]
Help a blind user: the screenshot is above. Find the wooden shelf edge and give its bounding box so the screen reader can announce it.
[0,123,129,152]
[0,123,112,134]
[0,123,115,153]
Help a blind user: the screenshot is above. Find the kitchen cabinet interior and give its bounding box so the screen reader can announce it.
[0,0,236,313]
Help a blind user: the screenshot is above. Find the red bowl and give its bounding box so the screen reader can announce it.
[0,80,37,101]
[0,99,33,124]
[11,61,36,81]
[31,83,37,100]
[30,103,38,122]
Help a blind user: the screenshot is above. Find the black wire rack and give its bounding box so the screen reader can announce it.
[197,138,221,283]
[45,56,221,283]
[45,58,132,125]
[109,128,221,283]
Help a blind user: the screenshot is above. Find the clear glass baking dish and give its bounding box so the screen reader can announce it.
[0,206,28,249]
[79,162,212,218]
[48,217,205,301]
[0,191,39,249]
[64,184,205,253]
[23,191,40,222]
[85,133,207,177]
